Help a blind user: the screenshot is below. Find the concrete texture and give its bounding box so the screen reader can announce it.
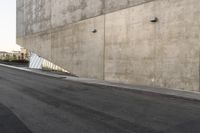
[17,0,200,92]
[105,0,200,91]
[51,0,104,28]
[24,0,51,35]
[21,0,155,32]
[51,16,105,79]
[16,0,25,37]
[1,65,200,133]
[104,0,154,13]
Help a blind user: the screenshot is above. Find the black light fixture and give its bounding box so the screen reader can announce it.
[150,17,158,23]
[91,29,97,33]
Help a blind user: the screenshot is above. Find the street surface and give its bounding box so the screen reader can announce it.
[0,65,200,133]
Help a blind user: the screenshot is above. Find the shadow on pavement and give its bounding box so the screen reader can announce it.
[0,103,32,133]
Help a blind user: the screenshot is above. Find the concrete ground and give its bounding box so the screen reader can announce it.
[0,65,200,133]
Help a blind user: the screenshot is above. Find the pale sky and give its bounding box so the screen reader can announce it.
[0,0,20,52]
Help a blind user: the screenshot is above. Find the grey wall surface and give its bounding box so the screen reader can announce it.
[18,0,155,36]
[24,0,51,35]
[51,16,105,79]
[16,0,25,37]
[17,0,200,91]
[105,0,200,91]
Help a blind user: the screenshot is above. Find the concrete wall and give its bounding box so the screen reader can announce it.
[17,0,200,92]
[18,0,154,36]
[51,16,105,79]
[105,0,200,91]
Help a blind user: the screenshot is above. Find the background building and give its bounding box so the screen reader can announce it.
[0,48,29,61]
[17,0,200,92]
[0,51,8,60]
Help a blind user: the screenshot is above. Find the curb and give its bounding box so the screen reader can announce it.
[0,63,66,78]
[1,63,200,101]
[64,76,200,101]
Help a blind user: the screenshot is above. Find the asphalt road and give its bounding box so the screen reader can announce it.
[0,65,200,133]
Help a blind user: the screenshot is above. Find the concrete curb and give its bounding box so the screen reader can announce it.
[1,63,200,101]
[64,76,200,101]
[0,63,66,78]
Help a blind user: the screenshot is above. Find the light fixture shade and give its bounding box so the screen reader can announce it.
[150,17,158,22]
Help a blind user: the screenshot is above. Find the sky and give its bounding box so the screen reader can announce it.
[0,0,20,52]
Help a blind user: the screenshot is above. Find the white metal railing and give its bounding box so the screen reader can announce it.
[29,53,68,73]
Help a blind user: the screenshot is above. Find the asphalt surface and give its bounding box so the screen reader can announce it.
[0,65,200,133]
[0,103,31,133]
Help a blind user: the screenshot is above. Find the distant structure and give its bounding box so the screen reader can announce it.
[17,0,200,92]
[0,51,8,60]
[20,48,29,60]
[11,48,29,61]
[0,48,29,61]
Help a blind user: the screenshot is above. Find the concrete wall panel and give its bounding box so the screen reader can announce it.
[105,2,156,86]
[24,0,51,35]
[18,0,157,36]
[35,32,52,61]
[17,0,25,37]
[154,0,200,91]
[23,31,52,61]
[51,0,104,28]
[105,0,200,91]
[104,0,154,13]
[51,16,105,79]
[51,25,74,73]
[51,0,156,28]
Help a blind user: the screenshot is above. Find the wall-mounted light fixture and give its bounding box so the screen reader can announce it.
[91,29,97,33]
[150,17,158,23]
